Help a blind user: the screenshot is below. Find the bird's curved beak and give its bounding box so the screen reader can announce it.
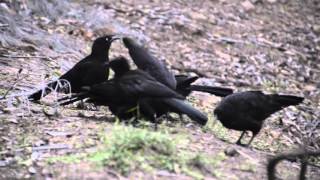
[110,34,123,42]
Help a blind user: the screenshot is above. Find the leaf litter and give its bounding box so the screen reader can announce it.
[0,0,319,179]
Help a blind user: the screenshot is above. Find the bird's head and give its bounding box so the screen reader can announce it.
[109,56,130,78]
[91,34,121,55]
[122,37,140,49]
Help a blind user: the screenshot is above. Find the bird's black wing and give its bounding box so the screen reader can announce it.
[28,56,95,101]
[59,59,109,92]
[123,37,177,89]
[118,71,183,99]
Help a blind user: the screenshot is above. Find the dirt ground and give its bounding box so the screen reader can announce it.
[0,0,319,179]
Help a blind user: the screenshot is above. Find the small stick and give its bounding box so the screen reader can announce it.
[32,144,70,151]
[0,54,52,59]
[0,24,9,27]
[105,169,121,180]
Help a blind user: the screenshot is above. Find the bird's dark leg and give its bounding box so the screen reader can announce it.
[246,132,257,147]
[153,114,158,131]
[236,131,246,146]
[165,113,170,121]
[80,99,85,108]
[132,117,139,127]
[299,155,308,180]
[73,98,85,109]
[278,118,284,126]
[136,103,140,119]
[179,114,184,122]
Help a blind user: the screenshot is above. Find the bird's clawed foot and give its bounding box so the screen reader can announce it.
[236,140,246,147]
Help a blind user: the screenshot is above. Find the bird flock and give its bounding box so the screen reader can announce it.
[28,34,312,178]
[28,34,303,146]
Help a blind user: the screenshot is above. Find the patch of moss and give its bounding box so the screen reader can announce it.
[47,154,84,164]
[90,125,185,174]
[46,124,227,178]
[47,124,185,175]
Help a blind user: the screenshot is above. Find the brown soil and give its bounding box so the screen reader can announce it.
[0,0,319,179]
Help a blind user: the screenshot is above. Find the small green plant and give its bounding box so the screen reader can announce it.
[47,154,84,164]
[46,124,227,178]
[90,125,183,174]
[47,124,187,175]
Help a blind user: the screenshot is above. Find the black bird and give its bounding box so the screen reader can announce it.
[267,150,320,180]
[214,91,304,146]
[121,38,211,124]
[111,88,208,126]
[111,74,210,126]
[59,57,183,115]
[28,35,120,101]
[60,57,207,126]
[122,37,176,89]
[175,75,233,98]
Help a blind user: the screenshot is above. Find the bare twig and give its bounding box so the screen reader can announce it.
[105,169,122,180]
[0,54,53,60]
[104,4,127,14]
[0,24,9,27]
[236,149,260,165]
[32,144,70,151]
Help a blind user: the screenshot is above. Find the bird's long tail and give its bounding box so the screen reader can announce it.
[189,85,233,97]
[272,94,304,107]
[176,76,199,88]
[57,85,98,106]
[28,81,58,101]
[58,93,88,106]
[163,98,208,125]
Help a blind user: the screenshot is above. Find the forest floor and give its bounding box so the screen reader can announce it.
[0,0,319,179]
